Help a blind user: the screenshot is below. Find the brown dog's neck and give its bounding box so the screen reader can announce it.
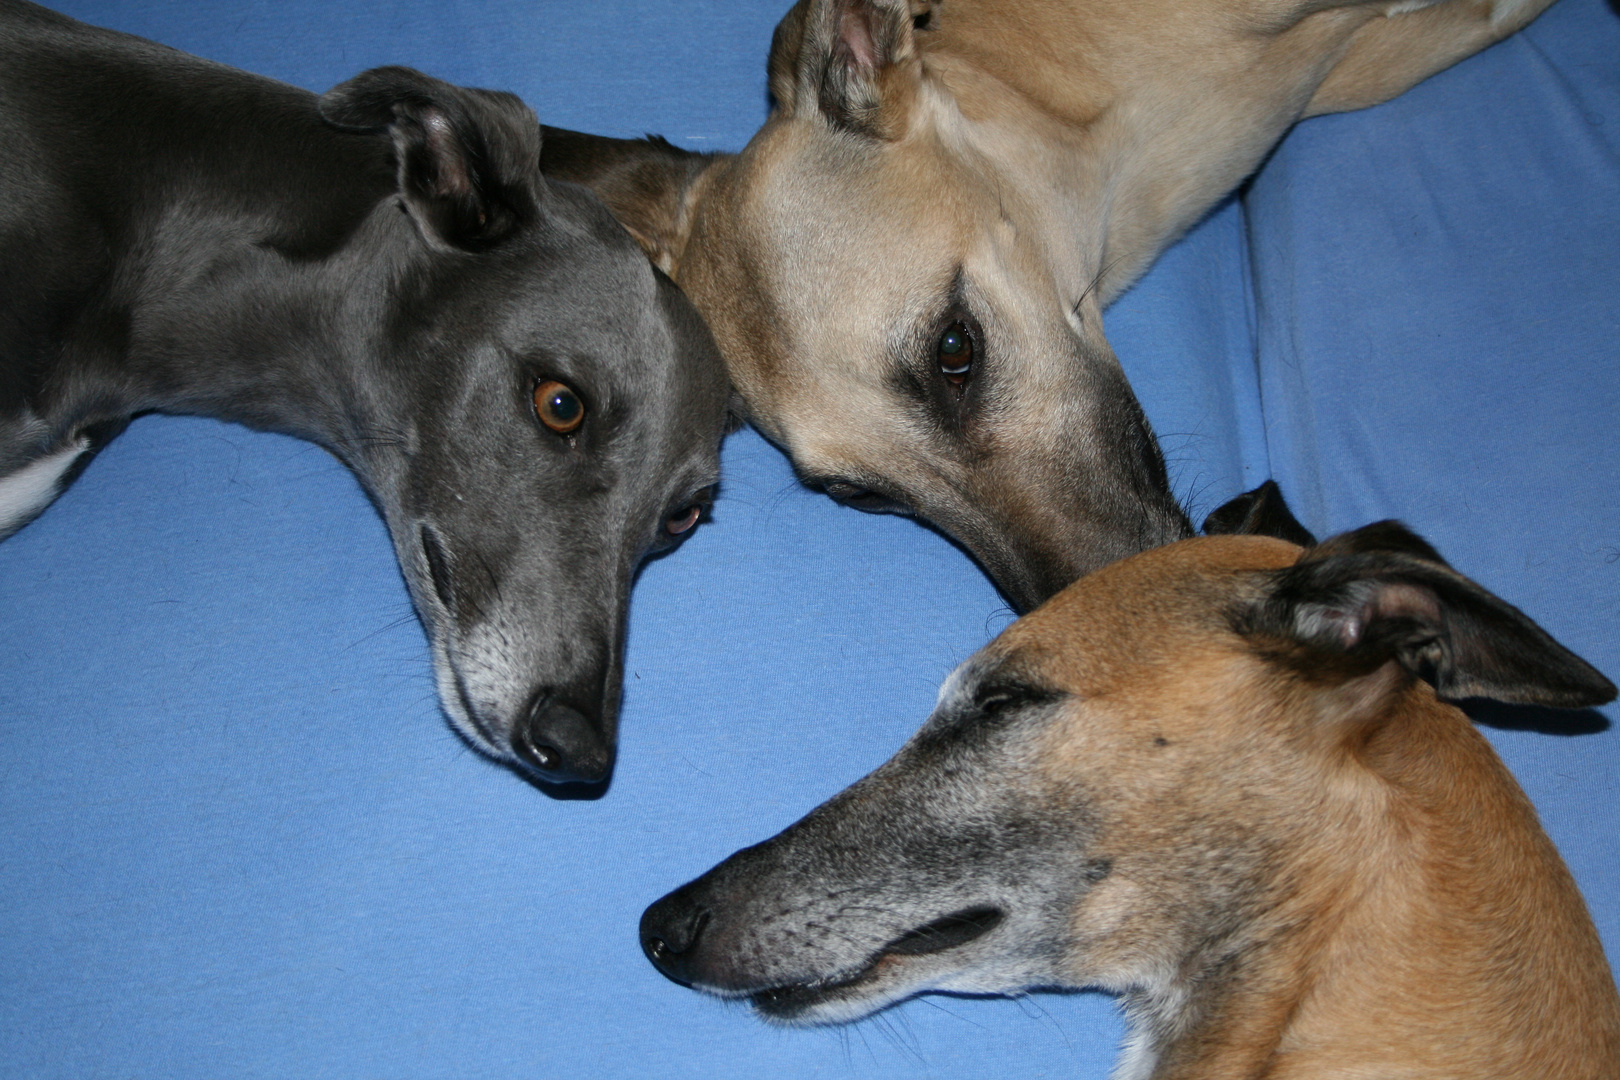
[545,2,1399,309]
[1135,688,1620,1079]
[547,0,1550,315]
[901,0,1391,303]
[897,0,1553,306]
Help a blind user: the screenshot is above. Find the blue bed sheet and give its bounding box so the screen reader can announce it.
[0,1,1614,1077]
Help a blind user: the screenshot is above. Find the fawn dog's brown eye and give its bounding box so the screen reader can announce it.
[534,380,584,434]
[938,322,973,385]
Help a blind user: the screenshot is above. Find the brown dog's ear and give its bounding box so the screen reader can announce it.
[537,127,722,276]
[1203,481,1316,546]
[769,0,921,139]
[320,67,542,252]
[1237,521,1616,709]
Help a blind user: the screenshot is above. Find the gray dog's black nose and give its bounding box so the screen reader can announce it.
[640,888,710,986]
[513,696,612,784]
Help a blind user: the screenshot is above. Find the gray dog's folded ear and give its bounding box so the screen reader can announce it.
[770,0,921,139]
[1235,521,1616,710]
[1202,480,1316,546]
[319,66,542,251]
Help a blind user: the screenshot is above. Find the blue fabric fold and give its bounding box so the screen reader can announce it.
[2,1,1615,1076]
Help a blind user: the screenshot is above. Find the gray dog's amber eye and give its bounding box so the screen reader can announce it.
[938,322,973,384]
[534,380,584,434]
[666,506,701,535]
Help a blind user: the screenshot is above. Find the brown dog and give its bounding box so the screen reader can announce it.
[541,0,1555,611]
[640,517,1619,1077]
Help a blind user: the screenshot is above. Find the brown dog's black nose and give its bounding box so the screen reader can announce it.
[640,888,710,986]
[513,695,611,784]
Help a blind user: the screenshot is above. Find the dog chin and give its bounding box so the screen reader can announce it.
[747,968,930,1027]
[747,960,1070,1028]
[746,954,1014,1027]
[428,636,509,764]
[737,907,1029,1025]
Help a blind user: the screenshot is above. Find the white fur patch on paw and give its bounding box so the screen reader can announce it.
[0,438,90,537]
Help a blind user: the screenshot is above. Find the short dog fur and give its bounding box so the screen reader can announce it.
[542,0,1555,611]
[641,494,1620,1077]
[0,0,731,785]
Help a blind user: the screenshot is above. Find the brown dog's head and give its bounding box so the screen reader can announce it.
[544,0,1192,610]
[639,516,1615,1038]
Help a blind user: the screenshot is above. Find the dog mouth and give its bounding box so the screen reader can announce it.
[750,906,1004,1019]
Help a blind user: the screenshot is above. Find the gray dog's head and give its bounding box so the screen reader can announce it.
[319,69,731,786]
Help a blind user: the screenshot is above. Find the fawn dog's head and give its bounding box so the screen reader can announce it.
[684,0,1197,610]
[547,0,1198,611]
[544,0,1559,611]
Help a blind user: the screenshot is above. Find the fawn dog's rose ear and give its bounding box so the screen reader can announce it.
[769,0,922,140]
[1236,520,1616,710]
[320,66,542,251]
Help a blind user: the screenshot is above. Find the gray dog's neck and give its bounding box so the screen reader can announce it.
[0,37,411,467]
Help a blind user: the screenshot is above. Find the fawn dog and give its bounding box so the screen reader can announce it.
[0,0,731,785]
[641,504,1619,1077]
[542,0,1556,611]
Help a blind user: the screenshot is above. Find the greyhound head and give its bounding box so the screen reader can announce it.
[639,507,1615,1058]
[677,105,1193,611]
[319,70,731,786]
[548,0,1201,612]
[542,0,1557,611]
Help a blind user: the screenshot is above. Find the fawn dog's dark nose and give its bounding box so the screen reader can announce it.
[640,887,711,986]
[513,695,611,783]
